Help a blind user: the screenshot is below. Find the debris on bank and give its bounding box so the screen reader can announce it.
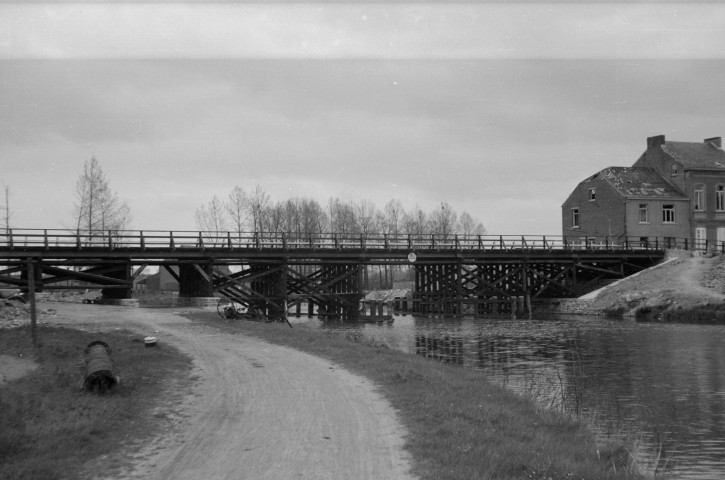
[0,302,56,329]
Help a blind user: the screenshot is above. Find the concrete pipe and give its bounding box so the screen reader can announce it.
[84,340,119,393]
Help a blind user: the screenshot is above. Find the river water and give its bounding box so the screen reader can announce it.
[300,313,725,479]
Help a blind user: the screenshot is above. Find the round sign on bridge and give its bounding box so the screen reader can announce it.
[407,252,417,263]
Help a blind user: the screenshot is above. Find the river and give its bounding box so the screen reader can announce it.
[299,313,725,479]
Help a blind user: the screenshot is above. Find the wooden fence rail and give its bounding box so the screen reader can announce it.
[0,228,721,253]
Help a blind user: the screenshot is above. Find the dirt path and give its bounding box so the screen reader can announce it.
[44,303,415,480]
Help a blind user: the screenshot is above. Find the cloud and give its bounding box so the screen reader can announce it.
[3,4,725,60]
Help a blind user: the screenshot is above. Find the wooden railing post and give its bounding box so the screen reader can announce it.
[169,231,176,250]
[7,228,13,250]
[227,232,232,249]
[76,229,81,250]
[140,231,146,250]
[44,229,49,250]
[478,235,482,249]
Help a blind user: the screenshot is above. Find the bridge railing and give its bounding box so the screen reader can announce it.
[0,228,704,253]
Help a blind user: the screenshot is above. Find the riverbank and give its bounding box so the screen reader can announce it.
[185,310,654,479]
[1,303,651,479]
[549,251,725,321]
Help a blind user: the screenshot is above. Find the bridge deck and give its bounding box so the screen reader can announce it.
[0,229,666,265]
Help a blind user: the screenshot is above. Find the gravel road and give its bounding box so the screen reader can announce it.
[43,303,415,480]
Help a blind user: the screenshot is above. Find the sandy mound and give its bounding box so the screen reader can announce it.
[585,253,725,316]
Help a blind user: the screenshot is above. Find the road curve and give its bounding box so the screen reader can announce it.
[46,303,415,480]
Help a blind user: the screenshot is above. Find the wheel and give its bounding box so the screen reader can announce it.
[217,298,229,319]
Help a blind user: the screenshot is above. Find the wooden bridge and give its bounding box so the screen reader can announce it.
[0,229,668,317]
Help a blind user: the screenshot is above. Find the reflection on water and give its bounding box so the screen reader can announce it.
[308,314,725,480]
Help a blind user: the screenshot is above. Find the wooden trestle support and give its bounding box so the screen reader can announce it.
[0,261,137,298]
[412,259,643,316]
[208,263,363,320]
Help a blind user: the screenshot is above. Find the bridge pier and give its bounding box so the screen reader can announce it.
[316,264,362,319]
[99,263,133,300]
[179,264,214,297]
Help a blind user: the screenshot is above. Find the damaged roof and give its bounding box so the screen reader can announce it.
[662,141,725,170]
[584,167,687,199]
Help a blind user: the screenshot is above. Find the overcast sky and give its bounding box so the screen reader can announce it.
[2,2,725,236]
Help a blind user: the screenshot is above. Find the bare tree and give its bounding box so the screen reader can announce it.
[73,156,132,238]
[458,211,487,236]
[328,198,357,235]
[403,205,428,236]
[247,185,271,235]
[355,199,379,237]
[429,201,458,239]
[298,198,327,238]
[226,186,249,236]
[264,201,286,235]
[382,199,405,238]
[195,195,227,243]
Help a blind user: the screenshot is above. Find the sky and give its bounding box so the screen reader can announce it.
[2,1,725,236]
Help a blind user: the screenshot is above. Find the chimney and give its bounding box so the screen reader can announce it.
[705,137,722,148]
[647,135,666,148]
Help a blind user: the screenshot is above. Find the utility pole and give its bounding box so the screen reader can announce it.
[2,184,10,235]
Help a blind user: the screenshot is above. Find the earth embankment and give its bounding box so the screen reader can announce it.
[577,252,725,318]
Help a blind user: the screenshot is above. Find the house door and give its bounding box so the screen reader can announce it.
[717,228,725,253]
[695,227,707,251]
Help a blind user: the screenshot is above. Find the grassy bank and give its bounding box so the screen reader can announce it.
[184,312,643,480]
[0,326,194,480]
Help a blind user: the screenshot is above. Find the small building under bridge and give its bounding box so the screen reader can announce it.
[0,229,666,318]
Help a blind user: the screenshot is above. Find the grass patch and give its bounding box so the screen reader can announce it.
[659,304,725,324]
[0,326,193,480]
[183,312,645,480]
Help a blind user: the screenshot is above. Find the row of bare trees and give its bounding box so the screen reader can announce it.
[195,185,486,240]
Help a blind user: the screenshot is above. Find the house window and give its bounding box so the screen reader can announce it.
[671,164,678,176]
[572,208,580,228]
[694,185,705,211]
[662,204,676,223]
[588,188,596,201]
[717,185,725,211]
[638,203,648,223]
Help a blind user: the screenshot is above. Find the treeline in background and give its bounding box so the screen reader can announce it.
[195,185,486,240]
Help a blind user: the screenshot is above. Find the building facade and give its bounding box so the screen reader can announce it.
[563,135,725,248]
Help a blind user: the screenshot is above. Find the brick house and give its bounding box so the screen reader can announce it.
[562,135,725,249]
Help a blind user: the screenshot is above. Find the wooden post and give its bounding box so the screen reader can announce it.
[27,258,38,348]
